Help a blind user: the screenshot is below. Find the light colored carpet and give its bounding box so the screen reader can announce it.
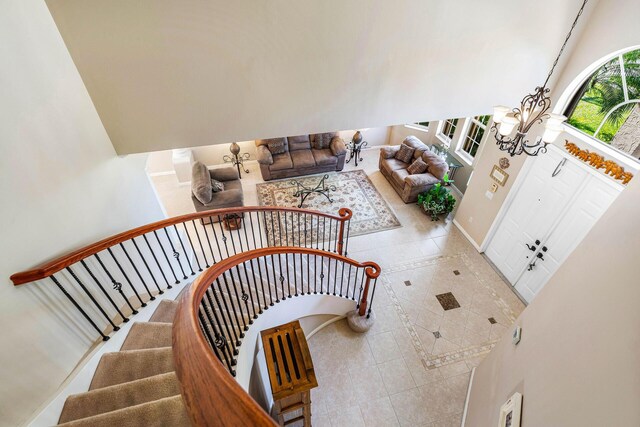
[256,169,401,237]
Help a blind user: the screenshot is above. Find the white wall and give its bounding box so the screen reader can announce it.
[46,0,593,154]
[0,2,165,425]
[146,127,390,175]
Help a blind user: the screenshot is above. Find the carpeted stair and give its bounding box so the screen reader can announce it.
[57,299,192,426]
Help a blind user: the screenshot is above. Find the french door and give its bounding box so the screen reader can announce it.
[485,149,620,303]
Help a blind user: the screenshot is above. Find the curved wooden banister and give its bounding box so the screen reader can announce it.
[10,206,352,286]
[173,247,380,426]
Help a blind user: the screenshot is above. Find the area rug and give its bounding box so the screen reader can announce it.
[256,169,401,237]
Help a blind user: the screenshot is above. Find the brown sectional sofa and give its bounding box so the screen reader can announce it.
[379,136,449,203]
[255,133,347,181]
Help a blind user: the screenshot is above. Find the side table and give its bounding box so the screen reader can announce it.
[223,142,250,179]
[346,139,368,167]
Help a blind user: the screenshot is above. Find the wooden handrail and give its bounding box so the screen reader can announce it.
[10,206,352,286]
[172,247,379,426]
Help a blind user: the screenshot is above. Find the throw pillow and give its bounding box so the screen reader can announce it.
[407,158,428,175]
[211,179,225,193]
[395,143,415,164]
[266,138,287,154]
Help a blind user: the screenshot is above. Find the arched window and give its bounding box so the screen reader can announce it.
[564,49,640,158]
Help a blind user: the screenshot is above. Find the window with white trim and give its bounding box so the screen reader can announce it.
[436,118,459,147]
[456,115,491,163]
[565,48,640,158]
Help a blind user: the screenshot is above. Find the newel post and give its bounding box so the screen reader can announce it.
[358,274,372,316]
[336,208,352,256]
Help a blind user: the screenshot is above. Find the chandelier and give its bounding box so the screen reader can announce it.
[492,0,589,156]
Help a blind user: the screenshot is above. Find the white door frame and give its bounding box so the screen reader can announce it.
[480,144,624,253]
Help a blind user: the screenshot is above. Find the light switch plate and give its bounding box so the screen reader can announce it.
[512,326,522,345]
[485,190,494,200]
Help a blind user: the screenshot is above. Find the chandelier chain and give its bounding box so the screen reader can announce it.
[543,0,589,88]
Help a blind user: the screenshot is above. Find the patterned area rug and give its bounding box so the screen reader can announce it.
[256,170,401,237]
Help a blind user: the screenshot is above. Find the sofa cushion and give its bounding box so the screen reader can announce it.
[288,135,312,151]
[402,136,429,160]
[312,149,338,166]
[421,150,442,166]
[266,138,287,154]
[395,144,415,163]
[391,168,411,187]
[380,158,409,175]
[191,161,213,204]
[211,179,225,193]
[269,153,294,171]
[291,150,316,168]
[404,173,441,187]
[210,167,240,182]
[407,158,428,175]
[428,160,449,180]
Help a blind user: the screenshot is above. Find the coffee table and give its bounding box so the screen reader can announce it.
[290,174,336,208]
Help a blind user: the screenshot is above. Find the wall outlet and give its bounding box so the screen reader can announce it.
[512,326,522,345]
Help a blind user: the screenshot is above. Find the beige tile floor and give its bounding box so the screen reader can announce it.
[149,147,525,427]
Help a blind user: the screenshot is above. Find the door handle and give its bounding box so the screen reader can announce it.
[552,158,567,177]
[526,243,537,251]
[536,252,545,261]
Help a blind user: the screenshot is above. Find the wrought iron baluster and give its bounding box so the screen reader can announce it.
[277,211,284,247]
[162,228,188,279]
[221,273,244,346]
[203,288,236,364]
[182,223,203,272]
[66,266,119,331]
[353,268,361,303]
[248,212,258,250]
[344,218,351,257]
[248,258,264,314]
[107,248,146,307]
[209,217,227,259]
[152,230,180,285]
[367,278,378,318]
[328,219,333,253]
[130,238,163,294]
[240,214,250,252]
[207,279,240,356]
[229,268,251,328]
[81,260,128,322]
[255,211,265,249]
[292,252,299,297]
[142,234,172,288]
[216,215,232,257]
[222,271,247,334]
[172,225,195,276]
[356,269,365,310]
[283,253,292,299]
[238,263,257,321]
[50,274,109,341]
[190,220,209,268]
[306,253,311,295]
[313,254,318,294]
[119,243,155,300]
[268,253,279,304]
[94,253,138,314]
[198,220,216,266]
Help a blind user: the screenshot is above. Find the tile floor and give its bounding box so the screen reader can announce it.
[149,147,525,427]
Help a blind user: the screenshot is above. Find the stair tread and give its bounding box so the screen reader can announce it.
[90,347,174,390]
[59,372,180,423]
[149,300,179,323]
[120,322,173,351]
[57,395,190,427]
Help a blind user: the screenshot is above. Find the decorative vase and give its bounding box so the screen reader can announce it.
[352,131,363,144]
[230,142,241,156]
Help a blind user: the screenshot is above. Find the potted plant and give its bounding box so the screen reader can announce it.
[417,182,456,221]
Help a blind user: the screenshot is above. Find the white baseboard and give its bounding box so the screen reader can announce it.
[460,367,475,427]
[453,218,482,252]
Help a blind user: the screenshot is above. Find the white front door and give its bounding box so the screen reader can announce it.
[513,174,619,301]
[485,150,588,284]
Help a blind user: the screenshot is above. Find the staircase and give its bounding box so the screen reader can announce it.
[57,300,189,426]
